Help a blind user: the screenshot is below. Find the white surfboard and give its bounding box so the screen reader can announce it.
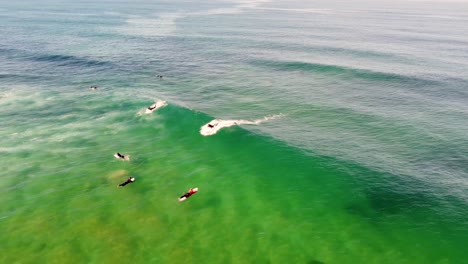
[178,187,198,202]
[114,153,130,161]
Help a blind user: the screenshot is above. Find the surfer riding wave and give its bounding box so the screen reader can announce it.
[200,115,283,136]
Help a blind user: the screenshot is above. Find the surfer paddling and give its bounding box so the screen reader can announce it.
[118,177,135,187]
[114,152,130,161]
[179,188,198,202]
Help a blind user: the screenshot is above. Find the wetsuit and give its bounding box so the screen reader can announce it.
[119,177,135,187]
[180,189,195,199]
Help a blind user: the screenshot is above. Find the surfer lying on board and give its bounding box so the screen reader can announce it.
[118,177,135,187]
[114,152,130,161]
[179,188,198,202]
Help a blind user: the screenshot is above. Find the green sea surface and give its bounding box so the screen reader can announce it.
[0,89,466,263]
[1,0,468,263]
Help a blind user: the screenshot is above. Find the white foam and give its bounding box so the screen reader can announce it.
[193,8,243,16]
[118,13,182,37]
[200,114,283,136]
[137,100,167,116]
[193,0,271,16]
[115,0,272,38]
[236,0,271,9]
[255,7,332,14]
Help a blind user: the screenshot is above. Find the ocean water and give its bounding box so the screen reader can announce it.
[1,0,468,263]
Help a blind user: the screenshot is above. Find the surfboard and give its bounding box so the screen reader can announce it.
[179,187,198,202]
[114,153,130,161]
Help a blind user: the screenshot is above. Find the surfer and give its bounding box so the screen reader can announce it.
[90,85,98,90]
[179,188,198,202]
[118,177,135,187]
[145,100,166,114]
[208,123,217,128]
[114,152,130,161]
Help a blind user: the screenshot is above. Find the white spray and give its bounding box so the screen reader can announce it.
[200,114,283,136]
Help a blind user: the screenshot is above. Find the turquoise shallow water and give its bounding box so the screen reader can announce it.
[1,0,468,263]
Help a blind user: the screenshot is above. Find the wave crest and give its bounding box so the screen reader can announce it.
[251,59,437,85]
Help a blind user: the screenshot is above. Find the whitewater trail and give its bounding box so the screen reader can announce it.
[200,114,283,136]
